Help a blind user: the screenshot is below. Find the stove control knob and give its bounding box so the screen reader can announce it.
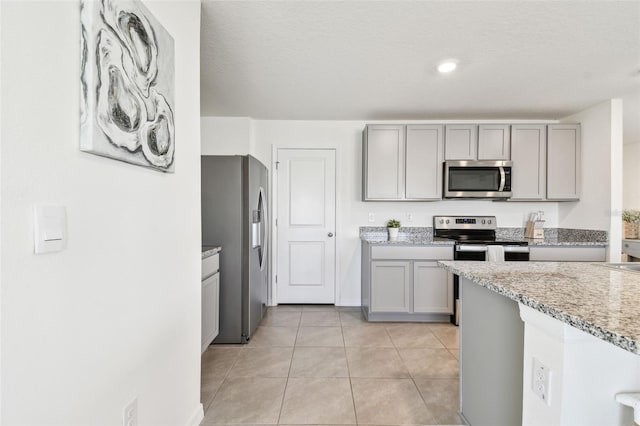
[446,219,450,224]
[439,219,444,224]
[482,219,486,224]
[488,219,492,224]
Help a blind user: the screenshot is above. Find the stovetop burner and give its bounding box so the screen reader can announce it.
[433,215,528,246]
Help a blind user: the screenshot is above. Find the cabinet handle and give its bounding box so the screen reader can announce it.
[328,232,334,237]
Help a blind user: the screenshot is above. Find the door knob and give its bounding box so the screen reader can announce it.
[328,232,334,237]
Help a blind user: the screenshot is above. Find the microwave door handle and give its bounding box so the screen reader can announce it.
[498,167,506,192]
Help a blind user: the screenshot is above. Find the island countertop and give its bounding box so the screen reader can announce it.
[438,261,640,355]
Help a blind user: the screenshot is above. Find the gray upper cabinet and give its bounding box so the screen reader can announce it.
[510,125,547,200]
[547,124,581,200]
[444,125,477,160]
[363,124,442,201]
[405,125,443,200]
[478,125,511,160]
[363,125,405,200]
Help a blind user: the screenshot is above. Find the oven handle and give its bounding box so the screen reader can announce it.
[456,244,530,253]
[498,167,506,192]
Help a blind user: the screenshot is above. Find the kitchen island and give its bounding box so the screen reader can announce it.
[439,261,640,426]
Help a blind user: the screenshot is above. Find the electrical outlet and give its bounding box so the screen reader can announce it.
[368,213,375,223]
[407,213,413,222]
[123,397,138,426]
[532,358,551,405]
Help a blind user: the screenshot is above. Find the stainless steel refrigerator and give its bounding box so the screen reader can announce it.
[201,155,268,344]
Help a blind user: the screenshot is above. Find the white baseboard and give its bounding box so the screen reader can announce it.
[336,300,361,307]
[185,403,204,426]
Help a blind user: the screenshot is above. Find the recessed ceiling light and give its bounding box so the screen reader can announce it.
[437,60,458,73]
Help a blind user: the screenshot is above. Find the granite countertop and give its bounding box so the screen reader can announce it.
[361,235,455,246]
[439,261,640,355]
[360,226,608,247]
[202,246,222,259]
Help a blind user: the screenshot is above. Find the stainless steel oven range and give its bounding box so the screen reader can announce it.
[433,215,529,324]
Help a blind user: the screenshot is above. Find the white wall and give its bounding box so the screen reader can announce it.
[624,143,640,209]
[203,117,564,305]
[201,116,252,156]
[1,1,202,424]
[559,100,623,261]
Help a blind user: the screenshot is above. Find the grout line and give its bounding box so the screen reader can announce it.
[342,317,360,425]
[276,308,300,425]
[201,344,245,417]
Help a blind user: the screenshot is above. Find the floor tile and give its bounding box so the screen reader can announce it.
[247,326,298,347]
[201,376,224,412]
[290,347,349,377]
[346,347,409,378]
[414,378,463,425]
[398,348,459,379]
[269,304,304,312]
[386,323,445,349]
[351,378,436,425]
[201,346,243,378]
[342,326,393,347]
[279,378,356,424]
[296,326,344,347]
[302,305,337,312]
[227,347,293,378]
[204,377,286,424]
[261,310,301,327]
[300,311,341,326]
[431,326,460,349]
[339,310,368,326]
[448,348,460,360]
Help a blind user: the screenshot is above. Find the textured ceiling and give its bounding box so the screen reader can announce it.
[200,1,640,135]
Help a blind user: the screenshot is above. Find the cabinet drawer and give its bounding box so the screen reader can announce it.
[202,253,219,279]
[529,246,606,262]
[371,246,453,260]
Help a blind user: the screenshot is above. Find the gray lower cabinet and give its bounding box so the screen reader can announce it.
[370,261,410,312]
[413,262,454,313]
[529,246,606,261]
[362,242,454,321]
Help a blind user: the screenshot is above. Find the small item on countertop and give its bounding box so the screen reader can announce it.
[525,211,545,239]
[386,218,401,241]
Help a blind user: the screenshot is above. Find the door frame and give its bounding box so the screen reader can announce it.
[270,146,338,306]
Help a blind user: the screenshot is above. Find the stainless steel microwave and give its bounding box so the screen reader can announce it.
[444,160,512,199]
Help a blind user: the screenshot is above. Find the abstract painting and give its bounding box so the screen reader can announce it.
[80,0,175,172]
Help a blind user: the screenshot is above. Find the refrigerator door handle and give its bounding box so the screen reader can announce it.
[252,222,260,248]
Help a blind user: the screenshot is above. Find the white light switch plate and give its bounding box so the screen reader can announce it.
[34,205,67,254]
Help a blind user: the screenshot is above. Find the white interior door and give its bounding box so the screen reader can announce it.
[276,149,336,304]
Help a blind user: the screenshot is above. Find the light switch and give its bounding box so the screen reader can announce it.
[34,205,66,254]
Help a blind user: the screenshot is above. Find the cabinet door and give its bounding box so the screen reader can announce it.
[370,261,410,313]
[478,125,511,160]
[413,262,454,314]
[201,273,220,353]
[510,125,547,200]
[405,125,443,200]
[445,124,477,160]
[363,125,405,200]
[547,124,581,200]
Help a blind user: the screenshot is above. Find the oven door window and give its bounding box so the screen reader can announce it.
[448,167,501,191]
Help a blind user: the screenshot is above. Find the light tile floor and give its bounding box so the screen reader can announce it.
[201,305,462,425]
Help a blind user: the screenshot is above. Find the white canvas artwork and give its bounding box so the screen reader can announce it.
[80,0,175,172]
